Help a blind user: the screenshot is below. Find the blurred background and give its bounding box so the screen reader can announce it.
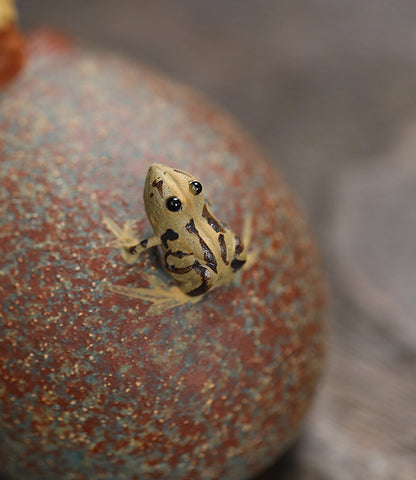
[17,1,416,479]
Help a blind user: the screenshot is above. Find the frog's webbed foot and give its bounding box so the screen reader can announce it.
[106,273,201,316]
[103,217,140,264]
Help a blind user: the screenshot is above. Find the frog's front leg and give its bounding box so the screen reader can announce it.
[128,235,161,255]
[121,234,161,264]
[103,217,161,264]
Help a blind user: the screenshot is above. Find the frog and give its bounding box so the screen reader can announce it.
[104,163,251,315]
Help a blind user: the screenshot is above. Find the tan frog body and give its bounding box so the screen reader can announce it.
[104,163,250,314]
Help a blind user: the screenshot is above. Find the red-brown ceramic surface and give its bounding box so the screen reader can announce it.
[0,32,327,480]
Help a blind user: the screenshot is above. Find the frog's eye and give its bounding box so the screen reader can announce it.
[166,196,182,212]
[189,181,202,196]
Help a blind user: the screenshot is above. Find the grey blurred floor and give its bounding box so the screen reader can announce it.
[18,1,416,479]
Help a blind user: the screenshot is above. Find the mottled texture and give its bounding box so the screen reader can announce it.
[0,33,326,480]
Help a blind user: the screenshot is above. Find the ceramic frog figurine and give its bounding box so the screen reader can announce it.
[104,163,251,314]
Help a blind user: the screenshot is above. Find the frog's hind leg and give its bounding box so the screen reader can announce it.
[242,211,253,250]
[242,212,259,269]
[106,273,201,316]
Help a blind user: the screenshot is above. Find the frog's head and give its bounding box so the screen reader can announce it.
[144,163,205,229]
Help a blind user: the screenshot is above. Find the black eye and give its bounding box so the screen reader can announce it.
[166,196,182,212]
[189,181,202,195]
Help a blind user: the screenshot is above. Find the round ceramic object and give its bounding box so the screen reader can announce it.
[0,32,326,480]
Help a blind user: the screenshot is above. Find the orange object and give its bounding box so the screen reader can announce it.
[0,21,25,87]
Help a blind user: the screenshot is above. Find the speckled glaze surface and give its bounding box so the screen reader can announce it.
[0,32,327,480]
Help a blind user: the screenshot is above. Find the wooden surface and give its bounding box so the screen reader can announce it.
[17,1,416,479]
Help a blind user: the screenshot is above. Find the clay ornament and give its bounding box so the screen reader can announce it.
[104,163,252,315]
[0,0,16,31]
[0,0,25,87]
